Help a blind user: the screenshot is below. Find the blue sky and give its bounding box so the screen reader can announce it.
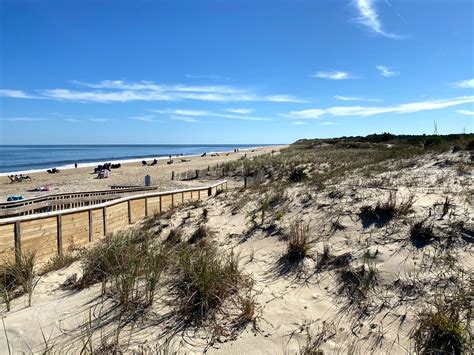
[0,0,473,144]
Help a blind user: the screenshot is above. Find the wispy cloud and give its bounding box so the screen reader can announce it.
[334,95,381,102]
[312,71,355,80]
[170,116,199,123]
[320,121,337,125]
[1,80,306,104]
[0,90,39,99]
[1,117,49,122]
[354,0,404,39]
[284,96,474,119]
[226,108,254,114]
[184,74,229,81]
[456,109,474,116]
[376,65,399,77]
[89,118,109,123]
[129,115,157,122]
[151,108,272,121]
[453,78,474,88]
[64,118,81,123]
[292,121,307,125]
[265,95,307,103]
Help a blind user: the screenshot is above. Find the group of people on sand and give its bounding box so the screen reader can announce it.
[142,159,158,166]
[94,162,121,179]
[8,174,31,183]
[47,168,60,174]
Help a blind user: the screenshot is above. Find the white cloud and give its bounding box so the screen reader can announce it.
[334,95,381,102]
[184,74,229,81]
[266,95,307,103]
[226,108,254,114]
[170,116,198,123]
[1,117,49,121]
[129,115,156,122]
[456,109,474,116]
[64,118,81,123]
[284,96,474,119]
[354,0,403,39]
[0,90,38,99]
[89,118,109,123]
[282,109,326,119]
[376,65,399,77]
[320,121,337,125]
[0,80,305,104]
[292,121,307,125]
[152,108,272,121]
[41,89,175,103]
[312,71,354,80]
[453,78,474,88]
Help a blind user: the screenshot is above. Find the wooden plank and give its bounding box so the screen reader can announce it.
[147,197,160,215]
[130,199,146,223]
[0,224,15,263]
[161,195,172,211]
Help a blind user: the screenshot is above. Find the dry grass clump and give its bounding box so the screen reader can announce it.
[288,167,307,183]
[77,230,166,309]
[0,251,37,309]
[188,224,213,244]
[410,220,438,248]
[360,192,415,228]
[165,228,182,246]
[297,320,337,355]
[315,245,351,273]
[40,253,78,275]
[284,220,312,263]
[338,261,378,304]
[169,241,252,325]
[412,296,469,354]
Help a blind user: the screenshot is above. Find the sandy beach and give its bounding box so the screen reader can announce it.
[0,145,287,200]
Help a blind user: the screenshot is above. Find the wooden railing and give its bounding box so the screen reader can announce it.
[0,181,227,264]
[0,186,163,218]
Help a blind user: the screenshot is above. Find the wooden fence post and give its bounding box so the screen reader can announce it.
[171,171,175,180]
[57,214,63,256]
[145,198,148,217]
[14,221,21,258]
[127,200,132,224]
[88,210,93,242]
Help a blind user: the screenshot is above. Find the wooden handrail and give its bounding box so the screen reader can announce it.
[0,180,228,225]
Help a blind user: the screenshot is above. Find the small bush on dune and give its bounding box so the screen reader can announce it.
[284,220,312,262]
[78,230,166,309]
[170,241,251,325]
[288,167,307,183]
[412,297,469,354]
[0,250,37,308]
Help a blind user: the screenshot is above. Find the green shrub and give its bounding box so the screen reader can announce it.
[0,250,37,307]
[170,242,251,324]
[412,298,468,354]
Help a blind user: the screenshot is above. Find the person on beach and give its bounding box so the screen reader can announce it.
[75,163,78,168]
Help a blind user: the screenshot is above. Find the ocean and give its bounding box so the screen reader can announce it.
[0,144,272,175]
